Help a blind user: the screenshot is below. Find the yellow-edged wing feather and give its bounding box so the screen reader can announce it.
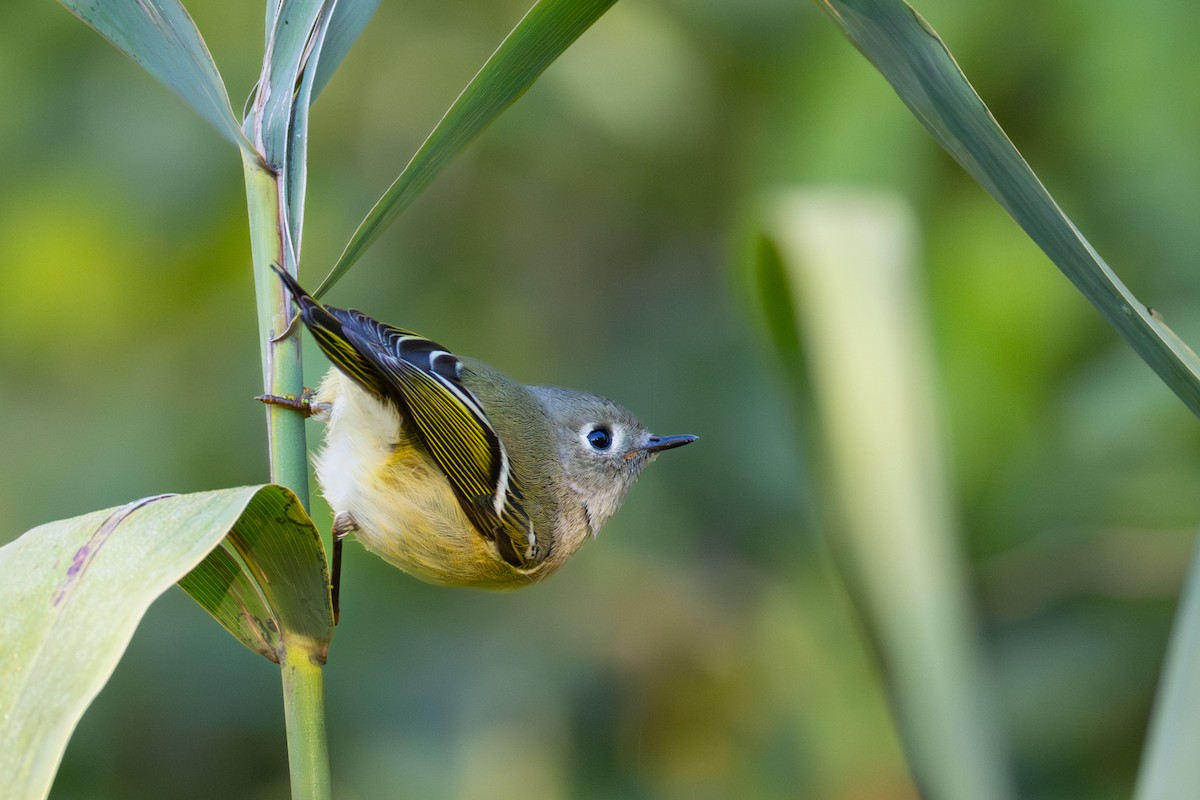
[273,266,537,567]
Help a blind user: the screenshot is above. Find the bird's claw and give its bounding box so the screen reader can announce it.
[256,388,316,416]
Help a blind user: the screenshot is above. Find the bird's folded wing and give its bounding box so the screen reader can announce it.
[327,308,536,568]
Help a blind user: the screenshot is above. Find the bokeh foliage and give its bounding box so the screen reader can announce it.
[2,0,1199,798]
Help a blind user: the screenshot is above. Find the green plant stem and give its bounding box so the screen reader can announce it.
[243,151,310,507]
[243,149,329,798]
[280,640,332,800]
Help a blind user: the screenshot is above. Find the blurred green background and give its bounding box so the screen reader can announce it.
[3,1,1200,798]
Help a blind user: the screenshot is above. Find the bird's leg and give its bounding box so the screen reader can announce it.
[330,512,358,625]
[256,387,318,416]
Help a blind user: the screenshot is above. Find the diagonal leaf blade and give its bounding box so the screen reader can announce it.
[313,0,619,298]
[57,0,252,152]
[816,0,1200,419]
[0,485,330,800]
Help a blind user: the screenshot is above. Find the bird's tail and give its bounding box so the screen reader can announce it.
[270,264,387,395]
[271,263,325,322]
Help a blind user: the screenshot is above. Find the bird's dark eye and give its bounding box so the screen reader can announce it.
[586,427,612,450]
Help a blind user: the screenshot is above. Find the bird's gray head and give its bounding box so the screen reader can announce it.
[530,386,697,535]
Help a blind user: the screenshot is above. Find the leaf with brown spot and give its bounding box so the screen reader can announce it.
[0,485,331,800]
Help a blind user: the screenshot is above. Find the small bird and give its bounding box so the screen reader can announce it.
[265,266,696,618]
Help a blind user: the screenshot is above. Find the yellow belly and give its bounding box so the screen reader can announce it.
[313,370,542,588]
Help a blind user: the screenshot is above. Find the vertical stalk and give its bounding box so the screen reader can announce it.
[243,148,328,799]
[243,152,310,507]
[280,639,332,800]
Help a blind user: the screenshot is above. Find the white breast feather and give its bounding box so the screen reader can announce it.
[312,369,493,582]
[313,370,403,531]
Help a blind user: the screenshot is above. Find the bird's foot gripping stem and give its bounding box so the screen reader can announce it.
[256,388,318,417]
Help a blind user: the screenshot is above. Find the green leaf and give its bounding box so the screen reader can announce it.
[1135,539,1200,800]
[285,3,338,261]
[57,0,252,152]
[761,190,1015,800]
[748,232,806,381]
[179,485,332,660]
[816,0,1200,419]
[0,485,332,800]
[313,0,619,298]
[311,0,381,100]
[244,1,341,261]
[248,0,326,169]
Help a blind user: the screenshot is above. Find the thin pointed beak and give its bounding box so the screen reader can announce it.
[641,433,699,456]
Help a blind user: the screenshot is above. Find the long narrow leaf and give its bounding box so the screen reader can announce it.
[816,0,1200,418]
[284,3,337,260]
[57,0,251,152]
[763,190,1015,800]
[0,486,330,800]
[242,1,330,275]
[250,0,326,168]
[1134,537,1200,800]
[313,0,619,298]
